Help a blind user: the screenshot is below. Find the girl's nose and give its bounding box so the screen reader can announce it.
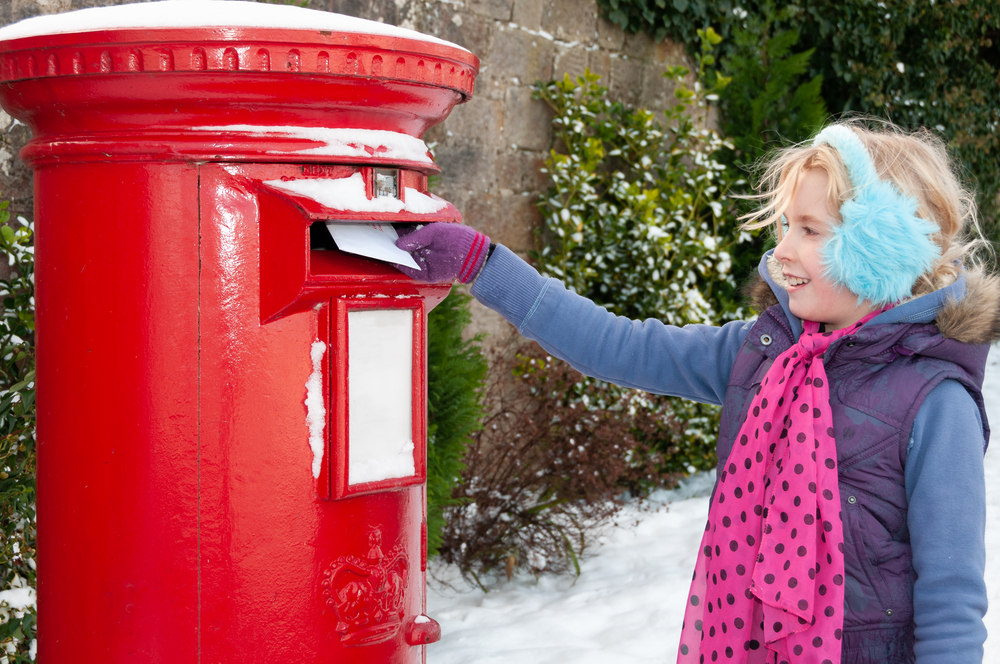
[773,233,792,263]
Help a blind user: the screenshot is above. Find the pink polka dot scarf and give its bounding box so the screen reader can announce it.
[677,313,882,664]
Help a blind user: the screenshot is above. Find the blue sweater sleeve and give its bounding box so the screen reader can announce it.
[470,244,751,405]
[906,379,987,663]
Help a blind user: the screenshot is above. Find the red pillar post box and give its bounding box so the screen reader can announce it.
[0,2,478,661]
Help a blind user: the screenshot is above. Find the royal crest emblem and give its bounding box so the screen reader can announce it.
[321,528,409,646]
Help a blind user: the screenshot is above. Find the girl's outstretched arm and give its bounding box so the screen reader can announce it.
[470,244,752,405]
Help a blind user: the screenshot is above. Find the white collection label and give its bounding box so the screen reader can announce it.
[347,309,415,485]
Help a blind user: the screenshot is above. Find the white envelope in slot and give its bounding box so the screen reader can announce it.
[324,221,419,269]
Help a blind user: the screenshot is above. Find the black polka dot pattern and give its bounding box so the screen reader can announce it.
[676,317,873,663]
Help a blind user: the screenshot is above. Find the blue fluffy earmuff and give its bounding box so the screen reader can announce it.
[812,125,940,306]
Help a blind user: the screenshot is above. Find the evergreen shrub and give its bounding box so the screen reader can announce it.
[716,3,828,171]
[425,290,488,559]
[715,2,829,277]
[532,36,746,325]
[527,32,746,479]
[597,0,1000,239]
[0,199,35,663]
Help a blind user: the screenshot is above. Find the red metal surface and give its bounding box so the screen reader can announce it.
[0,26,478,168]
[0,14,476,664]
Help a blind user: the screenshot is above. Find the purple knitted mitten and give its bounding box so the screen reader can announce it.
[394,223,490,283]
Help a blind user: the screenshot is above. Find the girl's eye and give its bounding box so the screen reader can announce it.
[803,226,818,236]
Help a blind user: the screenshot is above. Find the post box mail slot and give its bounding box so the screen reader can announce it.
[246,161,454,500]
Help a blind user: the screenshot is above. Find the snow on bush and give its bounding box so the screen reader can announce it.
[523,29,747,498]
[532,32,748,328]
[0,206,36,663]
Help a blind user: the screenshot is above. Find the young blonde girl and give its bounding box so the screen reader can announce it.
[395,120,998,663]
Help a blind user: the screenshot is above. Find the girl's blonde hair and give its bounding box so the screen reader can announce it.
[741,118,988,297]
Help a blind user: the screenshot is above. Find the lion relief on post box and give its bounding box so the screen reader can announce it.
[321,528,409,646]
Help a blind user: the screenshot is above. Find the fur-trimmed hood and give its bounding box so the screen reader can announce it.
[745,250,1000,346]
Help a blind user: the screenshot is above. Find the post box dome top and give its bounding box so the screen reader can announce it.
[0,0,479,169]
[0,0,468,52]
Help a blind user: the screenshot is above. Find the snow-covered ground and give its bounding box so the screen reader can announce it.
[428,346,1000,663]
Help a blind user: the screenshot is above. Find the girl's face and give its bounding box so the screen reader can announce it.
[773,168,874,331]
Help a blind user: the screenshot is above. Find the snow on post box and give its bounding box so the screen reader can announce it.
[0,2,476,662]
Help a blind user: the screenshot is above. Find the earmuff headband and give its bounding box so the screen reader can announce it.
[812,126,940,306]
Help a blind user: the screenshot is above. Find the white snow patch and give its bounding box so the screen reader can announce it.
[264,174,448,215]
[402,188,449,214]
[305,340,327,479]
[200,125,433,165]
[980,345,1000,663]
[414,614,431,624]
[0,576,35,659]
[644,468,717,504]
[427,477,713,663]
[0,586,35,612]
[0,0,468,52]
[269,173,400,213]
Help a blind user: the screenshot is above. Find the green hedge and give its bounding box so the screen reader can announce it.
[528,32,748,477]
[598,0,1000,240]
[0,198,36,663]
[532,32,747,324]
[425,290,487,558]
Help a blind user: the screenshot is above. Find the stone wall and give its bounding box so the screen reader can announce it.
[0,0,691,343]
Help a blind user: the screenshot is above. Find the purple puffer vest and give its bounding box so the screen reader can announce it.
[714,305,990,664]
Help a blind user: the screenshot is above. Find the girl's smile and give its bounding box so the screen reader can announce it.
[773,168,875,331]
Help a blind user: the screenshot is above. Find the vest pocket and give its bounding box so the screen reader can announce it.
[843,498,896,618]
